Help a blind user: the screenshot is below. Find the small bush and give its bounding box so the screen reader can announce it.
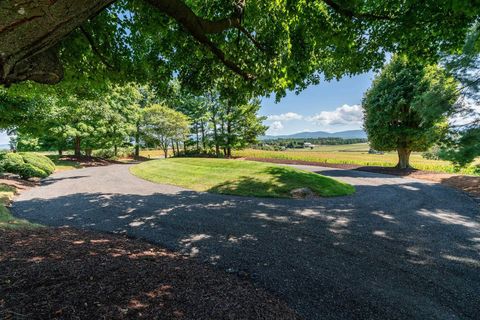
[19,152,55,175]
[17,163,48,179]
[0,152,55,179]
[1,153,25,172]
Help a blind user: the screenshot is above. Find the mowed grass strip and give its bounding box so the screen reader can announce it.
[0,184,39,229]
[130,158,355,198]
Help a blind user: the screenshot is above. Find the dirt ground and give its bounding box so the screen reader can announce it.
[0,227,299,320]
[245,157,480,200]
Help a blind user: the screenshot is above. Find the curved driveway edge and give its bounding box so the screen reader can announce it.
[12,164,480,319]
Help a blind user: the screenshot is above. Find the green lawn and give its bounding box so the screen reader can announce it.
[0,184,38,229]
[130,158,355,198]
[47,155,83,171]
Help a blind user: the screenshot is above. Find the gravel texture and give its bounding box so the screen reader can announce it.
[12,163,480,319]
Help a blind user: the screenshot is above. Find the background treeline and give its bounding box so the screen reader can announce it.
[0,81,266,159]
[254,138,368,150]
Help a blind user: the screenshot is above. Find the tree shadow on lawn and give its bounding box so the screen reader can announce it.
[11,180,480,319]
[208,166,353,198]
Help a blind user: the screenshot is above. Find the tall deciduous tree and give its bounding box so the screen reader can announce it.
[1,0,478,99]
[439,24,480,167]
[143,104,191,158]
[362,56,458,169]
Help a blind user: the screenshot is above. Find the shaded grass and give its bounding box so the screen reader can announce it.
[47,155,82,171]
[130,158,355,198]
[0,184,39,229]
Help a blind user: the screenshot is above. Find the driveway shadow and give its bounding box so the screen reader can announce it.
[12,178,480,319]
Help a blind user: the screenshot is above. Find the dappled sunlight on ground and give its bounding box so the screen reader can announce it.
[9,164,480,319]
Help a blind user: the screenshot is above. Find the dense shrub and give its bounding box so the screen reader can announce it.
[19,152,55,175]
[17,163,50,179]
[0,152,55,179]
[1,153,25,172]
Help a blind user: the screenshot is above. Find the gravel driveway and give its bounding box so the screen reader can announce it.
[12,163,480,319]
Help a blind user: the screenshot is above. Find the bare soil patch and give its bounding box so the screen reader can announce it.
[0,227,299,320]
[245,157,480,200]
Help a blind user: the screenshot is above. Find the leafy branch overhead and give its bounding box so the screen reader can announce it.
[1,0,478,96]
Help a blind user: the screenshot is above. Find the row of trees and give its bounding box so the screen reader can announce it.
[0,82,266,158]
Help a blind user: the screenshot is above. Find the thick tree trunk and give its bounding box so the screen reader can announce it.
[0,0,115,85]
[212,116,220,157]
[195,123,200,152]
[0,0,248,86]
[396,148,411,169]
[226,107,232,158]
[171,139,176,156]
[135,122,141,157]
[200,120,206,150]
[74,136,81,157]
[163,148,168,159]
[176,141,180,155]
[58,149,63,156]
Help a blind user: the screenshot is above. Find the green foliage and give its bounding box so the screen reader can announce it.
[1,83,144,156]
[19,153,55,176]
[54,0,479,99]
[168,82,267,157]
[17,163,49,180]
[362,55,458,166]
[143,104,191,156]
[439,25,480,167]
[439,128,480,167]
[1,153,25,172]
[0,153,55,179]
[93,147,134,160]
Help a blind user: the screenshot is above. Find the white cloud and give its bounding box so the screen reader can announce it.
[270,121,284,131]
[307,104,363,126]
[267,112,303,121]
[450,98,480,126]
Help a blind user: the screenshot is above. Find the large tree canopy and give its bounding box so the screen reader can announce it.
[362,55,458,169]
[1,0,479,97]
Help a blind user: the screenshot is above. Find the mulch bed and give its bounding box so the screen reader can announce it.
[0,228,300,320]
[58,155,122,167]
[0,177,38,191]
[245,157,480,200]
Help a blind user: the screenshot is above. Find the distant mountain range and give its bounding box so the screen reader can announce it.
[260,130,367,140]
[0,144,10,150]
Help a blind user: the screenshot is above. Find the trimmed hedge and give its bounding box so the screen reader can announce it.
[0,152,55,179]
[19,152,55,175]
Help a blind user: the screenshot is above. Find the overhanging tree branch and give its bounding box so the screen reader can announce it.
[79,26,115,70]
[1,0,258,85]
[145,0,255,80]
[321,0,395,20]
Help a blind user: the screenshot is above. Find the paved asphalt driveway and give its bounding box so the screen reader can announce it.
[12,164,480,319]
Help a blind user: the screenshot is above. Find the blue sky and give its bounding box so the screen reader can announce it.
[0,131,8,145]
[260,72,374,135]
[0,71,375,143]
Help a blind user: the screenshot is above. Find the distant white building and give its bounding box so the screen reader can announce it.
[304,142,315,148]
